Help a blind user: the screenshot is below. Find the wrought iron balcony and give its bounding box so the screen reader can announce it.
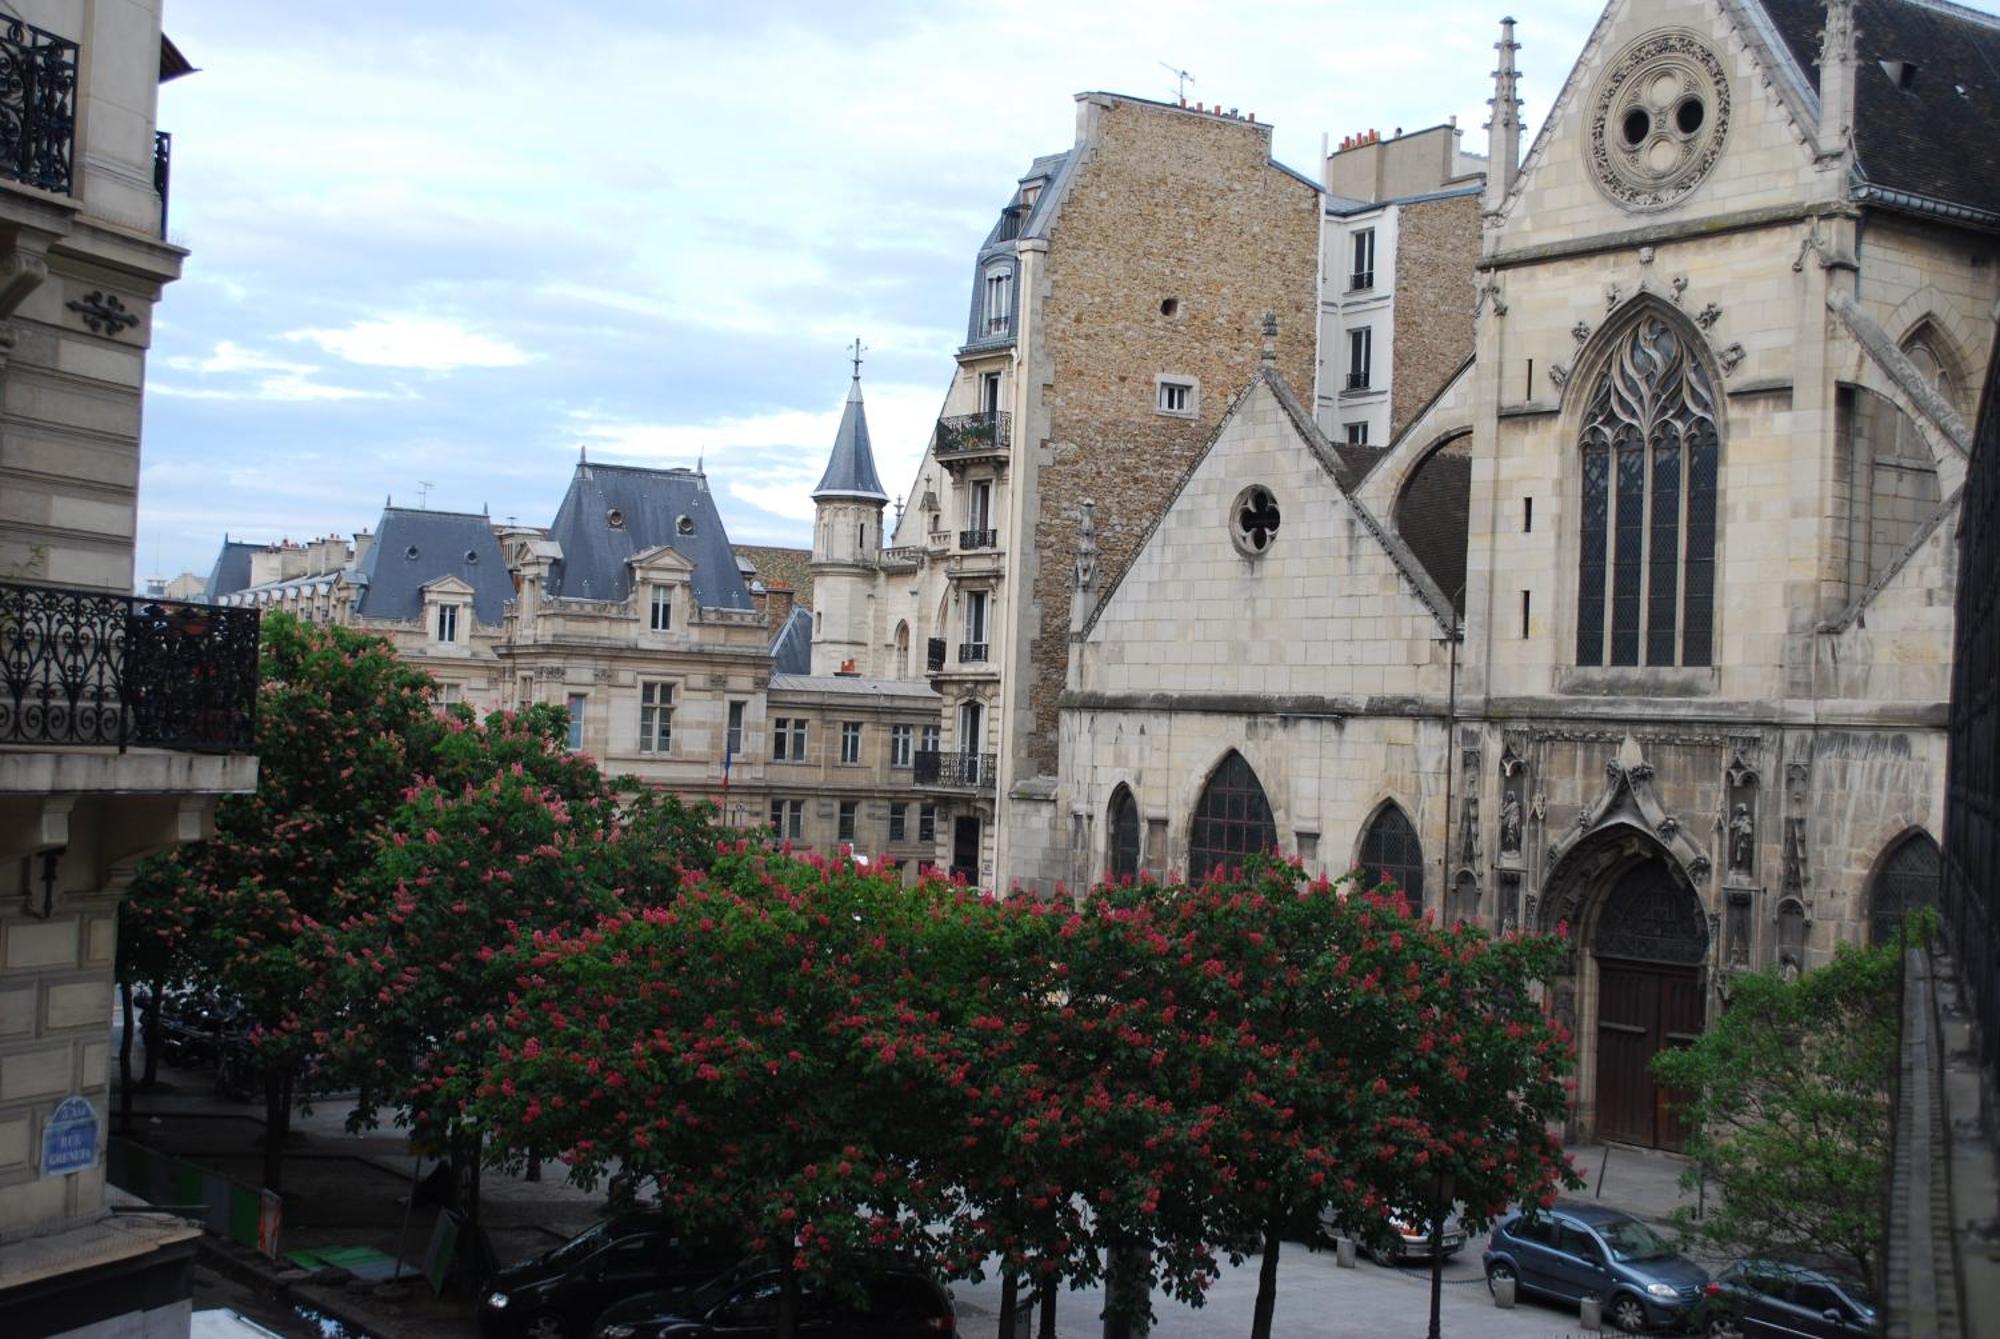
[1348,270,1374,291]
[925,637,947,674]
[0,582,260,753]
[1345,372,1372,392]
[934,411,1011,459]
[958,641,989,664]
[153,130,171,238]
[913,749,995,791]
[0,20,78,195]
[959,528,997,551]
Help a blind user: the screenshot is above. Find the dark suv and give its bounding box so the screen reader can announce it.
[480,1215,740,1339]
[1692,1260,1881,1337]
[1482,1201,1708,1334]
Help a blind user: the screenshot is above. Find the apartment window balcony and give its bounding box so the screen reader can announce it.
[0,581,261,753]
[959,528,998,551]
[935,411,1011,460]
[926,637,947,674]
[1348,270,1374,291]
[1345,372,1372,392]
[0,20,78,196]
[958,641,989,664]
[913,749,996,792]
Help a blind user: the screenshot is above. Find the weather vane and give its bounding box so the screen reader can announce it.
[850,337,866,379]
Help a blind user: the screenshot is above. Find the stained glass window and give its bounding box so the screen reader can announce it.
[1108,785,1141,883]
[1358,803,1425,909]
[1187,753,1275,879]
[1575,312,1721,667]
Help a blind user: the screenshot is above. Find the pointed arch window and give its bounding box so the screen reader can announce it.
[1187,752,1275,879]
[1868,831,1941,947]
[1107,785,1141,883]
[1357,803,1424,908]
[1575,312,1720,668]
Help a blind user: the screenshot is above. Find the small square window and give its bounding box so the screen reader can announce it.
[1156,377,1197,417]
[1345,422,1369,446]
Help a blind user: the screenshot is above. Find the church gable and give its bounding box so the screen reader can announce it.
[1495,0,1827,254]
[1076,376,1452,702]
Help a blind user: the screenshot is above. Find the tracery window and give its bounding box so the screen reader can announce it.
[1869,831,1941,947]
[1575,312,1719,668]
[1107,785,1141,883]
[1187,752,1275,879]
[1357,803,1424,908]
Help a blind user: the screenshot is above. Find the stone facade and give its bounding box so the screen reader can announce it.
[1389,190,1480,440]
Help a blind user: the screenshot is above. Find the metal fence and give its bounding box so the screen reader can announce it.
[0,19,78,195]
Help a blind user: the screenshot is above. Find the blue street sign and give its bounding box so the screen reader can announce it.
[42,1095,99,1176]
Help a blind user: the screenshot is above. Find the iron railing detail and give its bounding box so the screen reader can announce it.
[0,20,78,195]
[959,528,997,551]
[153,130,171,238]
[0,582,260,753]
[1345,372,1371,391]
[935,412,1011,458]
[914,749,995,791]
[926,638,947,674]
[958,641,989,664]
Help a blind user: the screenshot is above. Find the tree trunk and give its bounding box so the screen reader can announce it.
[1037,1280,1057,1339]
[117,980,134,1136]
[525,1147,541,1183]
[1102,1244,1149,1339]
[260,1066,286,1193]
[1249,1215,1283,1339]
[998,1271,1019,1338]
[777,1258,803,1339]
[141,978,162,1086]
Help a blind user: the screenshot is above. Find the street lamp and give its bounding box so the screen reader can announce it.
[1427,1168,1455,1339]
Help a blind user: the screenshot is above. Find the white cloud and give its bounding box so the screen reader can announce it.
[287,316,533,371]
[147,373,402,403]
[163,339,315,376]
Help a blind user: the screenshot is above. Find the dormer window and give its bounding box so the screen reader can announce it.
[983,265,1012,336]
[436,603,459,643]
[649,583,673,632]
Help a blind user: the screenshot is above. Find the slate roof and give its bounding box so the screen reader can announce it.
[352,507,511,625]
[811,376,888,502]
[204,539,262,600]
[1391,442,1471,615]
[767,672,941,701]
[769,606,813,676]
[546,463,752,609]
[1758,0,2000,224]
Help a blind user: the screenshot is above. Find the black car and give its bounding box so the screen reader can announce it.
[480,1215,741,1339]
[590,1264,955,1338]
[1481,1201,1709,1334]
[1692,1260,1881,1337]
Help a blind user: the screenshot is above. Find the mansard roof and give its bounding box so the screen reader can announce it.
[770,606,812,676]
[811,376,888,503]
[204,538,261,600]
[1758,0,2000,226]
[547,462,752,609]
[353,507,511,624]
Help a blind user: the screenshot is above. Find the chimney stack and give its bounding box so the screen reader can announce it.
[765,581,796,630]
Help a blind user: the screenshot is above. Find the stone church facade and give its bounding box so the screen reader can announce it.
[1055,0,1987,1147]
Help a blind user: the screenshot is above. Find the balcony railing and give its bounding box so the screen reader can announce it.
[926,637,947,674]
[958,641,989,664]
[1348,270,1374,290]
[959,528,997,551]
[913,749,995,791]
[0,20,78,196]
[935,411,1011,459]
[0,582,260,753]
[1345,372,1372,391]
[154,130,171,239]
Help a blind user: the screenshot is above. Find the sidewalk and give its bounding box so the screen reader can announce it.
[1562,1141,1706,1233]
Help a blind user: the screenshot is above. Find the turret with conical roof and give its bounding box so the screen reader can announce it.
[810,341,889,675]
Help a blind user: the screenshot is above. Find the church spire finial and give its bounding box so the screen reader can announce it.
[1484,16,1523,219]
[849,337,865,381]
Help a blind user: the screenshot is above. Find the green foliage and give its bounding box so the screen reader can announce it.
[1651,933,1905,1285]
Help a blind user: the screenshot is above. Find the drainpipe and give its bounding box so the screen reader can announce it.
[1441,585,1465,913]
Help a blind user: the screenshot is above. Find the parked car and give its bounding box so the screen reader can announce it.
[1318,1202,1466,1265]
[480,1215,741,1339]
[1692,1259,1881,1337]
[590,1263,955,1338]
[1481,1201,1709,1334]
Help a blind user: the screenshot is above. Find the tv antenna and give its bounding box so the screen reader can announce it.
[416,479,433,508]
[1159,61,1195,101]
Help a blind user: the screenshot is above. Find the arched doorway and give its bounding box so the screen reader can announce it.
[1868,830,1941,947]
[1591,859,1709,1149]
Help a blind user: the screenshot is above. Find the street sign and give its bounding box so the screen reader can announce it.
[42,1095,99,1177]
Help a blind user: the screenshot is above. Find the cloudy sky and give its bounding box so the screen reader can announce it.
[145,0,1625,581]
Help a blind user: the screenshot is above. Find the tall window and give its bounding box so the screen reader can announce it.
[639,682,672,754]
[1868,831,1941,947]
[1358,802,1424,908]
[980,372,1002,416]
[1575,312,1719,668]
[1108,785,1141,882]
[889,803,908,842]
[918,803,937,843]
[984,266,1012,335]
[1347,328,1372,390]
[768,798,803,839]
[725,700,744,757]
[890,724,913,768]
[773,717,807,761]
[565,693,587,751]
[1187,752,1276,879]
[1350,228,1375,289]
[840,721,862,765]
[963,591,989,660]
[838,801,858,844]
[968,479,992,531]
[649,584,673,631]
[436,604,458,643]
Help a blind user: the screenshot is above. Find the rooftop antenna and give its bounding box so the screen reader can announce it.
[416,480,434,508]
[1159,61,1195,102]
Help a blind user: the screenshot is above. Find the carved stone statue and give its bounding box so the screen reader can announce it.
[1074,500,1098,592]
[1728,802,1755,873]
[1500,790,1522,855]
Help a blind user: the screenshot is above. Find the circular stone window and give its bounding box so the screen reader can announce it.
[1230,485,1281,557]
[1587,31,1730,212]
